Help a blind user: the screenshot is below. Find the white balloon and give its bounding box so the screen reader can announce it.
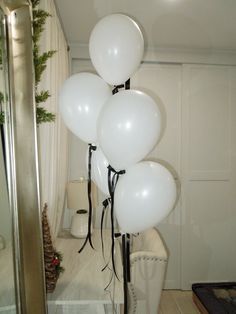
[89,14,144,85]
[90,146,110,196]
[114,161,177,233]
[59,72,112,143]
[98,90,162,170]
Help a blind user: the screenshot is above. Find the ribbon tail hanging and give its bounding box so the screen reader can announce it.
[122,233,131,314]
[78,144,96,253]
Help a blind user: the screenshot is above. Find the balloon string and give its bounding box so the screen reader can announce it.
[78,144,97,253]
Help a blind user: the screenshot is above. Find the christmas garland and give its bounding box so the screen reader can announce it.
[0,0,56,124]
[32,0,56,124]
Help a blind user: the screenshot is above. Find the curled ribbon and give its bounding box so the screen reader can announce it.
[78,144,97,253]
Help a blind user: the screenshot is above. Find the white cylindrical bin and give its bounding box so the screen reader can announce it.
[70,209,91,238]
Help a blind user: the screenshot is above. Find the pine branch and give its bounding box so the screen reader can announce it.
[37,106,55,124]
[55,251,65,273]
[33,9,51,21]
[32,9,51,43]
[34,50,56,86]
[56,265,65,274]
[0,112,4,125]
[32,1,57,124]
[31,0,40,9]
[35,90,50,103]
[0,92,4,103]
[55,251,63,262]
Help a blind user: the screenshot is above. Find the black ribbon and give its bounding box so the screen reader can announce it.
[125,78,130,90]
[101,198,111,261]
[112,78,130,95]
[107,165,125,280]
[78,144,97,253]
[122,233,131,313]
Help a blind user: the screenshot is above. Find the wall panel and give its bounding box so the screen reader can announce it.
[181,65,236,289]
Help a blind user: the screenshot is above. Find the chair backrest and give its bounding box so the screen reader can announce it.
[131,228,168,259]
[129,228,168,314]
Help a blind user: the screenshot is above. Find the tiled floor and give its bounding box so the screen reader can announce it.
[159,290,200,314]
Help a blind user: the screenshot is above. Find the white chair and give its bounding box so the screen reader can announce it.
[128,228,168,314]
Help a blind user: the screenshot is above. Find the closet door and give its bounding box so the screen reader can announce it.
[181,65,236,289]
[131,64,182,289]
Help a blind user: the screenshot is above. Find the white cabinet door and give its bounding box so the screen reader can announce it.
[181,65,236,289]
[131,64,182,289]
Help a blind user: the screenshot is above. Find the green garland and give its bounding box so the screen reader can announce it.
[0,0,56,125]
[32,0,56,124]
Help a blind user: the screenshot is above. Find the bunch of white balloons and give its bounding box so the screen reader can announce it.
[59,14,177,234]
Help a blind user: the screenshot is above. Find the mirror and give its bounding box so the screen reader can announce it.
[0,6,16,313]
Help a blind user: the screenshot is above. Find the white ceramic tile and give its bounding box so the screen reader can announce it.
[56,304,105,314]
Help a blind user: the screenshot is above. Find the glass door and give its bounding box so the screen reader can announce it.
[0,7,16,313]
[0,2,47,313]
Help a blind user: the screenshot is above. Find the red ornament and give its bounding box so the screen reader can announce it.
[52,257,60,266]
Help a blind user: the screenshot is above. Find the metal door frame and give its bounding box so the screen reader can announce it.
[0,1,47,313]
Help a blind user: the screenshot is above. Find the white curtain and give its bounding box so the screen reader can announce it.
[38,0,69,239]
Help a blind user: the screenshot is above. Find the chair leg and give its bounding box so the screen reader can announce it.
[119,304,124,314]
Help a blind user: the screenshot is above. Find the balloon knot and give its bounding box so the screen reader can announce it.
[107,165,126,175]
[89,144,97,151]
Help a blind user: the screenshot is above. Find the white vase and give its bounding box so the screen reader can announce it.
[70,209,91,238]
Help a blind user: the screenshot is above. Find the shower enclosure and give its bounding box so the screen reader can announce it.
[0,1,46,313]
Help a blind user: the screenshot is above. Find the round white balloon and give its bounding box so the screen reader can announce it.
[114,161,177,233]
[98,90,162,170]
[59,72,112,143]
[89,14,144,85]
[90,146,110,196]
